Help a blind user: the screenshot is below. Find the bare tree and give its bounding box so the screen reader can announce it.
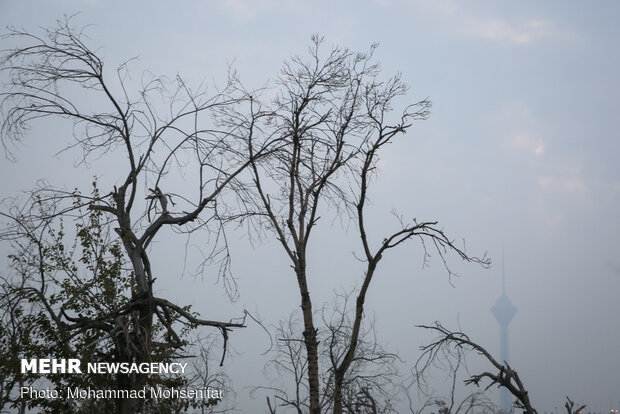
[256,293,400,414]
[182,333,234,414]
[256,313,310,414]
[2,19,490,414]
[415,322,586,414]
[563,397,586,414]
[234,35,489,414]
[0,17,278,413]
[404,330,496,414]
[321,293,400,414]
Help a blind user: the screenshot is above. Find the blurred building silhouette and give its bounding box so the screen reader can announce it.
[491,252,517,414]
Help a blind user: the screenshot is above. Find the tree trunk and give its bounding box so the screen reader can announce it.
[116,217,153,414]
[296,265,321,414]
[332,374,344,414]
[332,264,376,414]
[115,325,141,414]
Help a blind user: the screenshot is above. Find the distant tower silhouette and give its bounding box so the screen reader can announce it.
[490,250,517,414]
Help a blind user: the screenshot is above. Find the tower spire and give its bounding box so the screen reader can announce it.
[491,247,517,414]
[502,245,506,295]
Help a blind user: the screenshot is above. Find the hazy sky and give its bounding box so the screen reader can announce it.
[1,1,619,413]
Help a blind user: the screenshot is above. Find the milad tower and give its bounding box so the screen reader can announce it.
[490,252,517,414]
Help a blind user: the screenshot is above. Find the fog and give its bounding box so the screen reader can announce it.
[1,1,619,413]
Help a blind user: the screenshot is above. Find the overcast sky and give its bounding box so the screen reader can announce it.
[1,1,619,413]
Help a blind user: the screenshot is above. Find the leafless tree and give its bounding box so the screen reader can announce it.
[563,397,586,414]
[2,19,490,414]
[321,293,400,414]
[182,333,234,414]
[404,330,496,414]
[0,17,277,413]
[234,35,489,414]
[256,293,400,414]
[415,322,586,414]
[256,313,310,414]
